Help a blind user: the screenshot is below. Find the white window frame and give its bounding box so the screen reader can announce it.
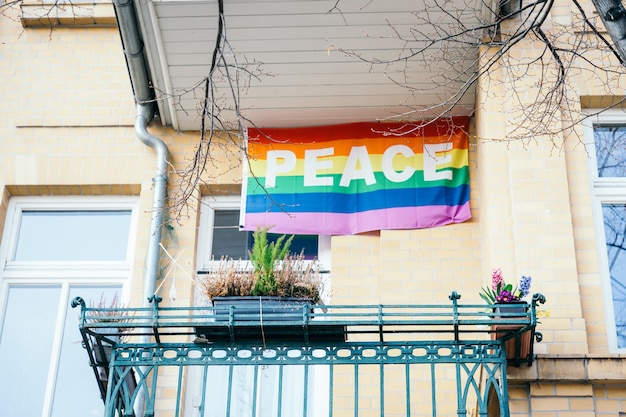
[0,196,138,416]
[0,196,139,277]
[188,196,332,417]
[584,110,626,352]
[196,195,331,272]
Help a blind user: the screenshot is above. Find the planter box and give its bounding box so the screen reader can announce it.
[212,296,313,322]
[89,328,119,383]
[87,328,137,397]
[194,296,346,342]
[490,302,533,366]
[493,301,528,317]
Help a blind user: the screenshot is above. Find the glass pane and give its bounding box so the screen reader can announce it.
[202,365,328,417]
[280,234,318,260]
[594,125,626,177]
[14,210,132,261]
[212,210,250,260]
[212,211,319,261]
[51,286,122,417]
[0,285,61,417]
[602,204,626,348]
[203,366,255,417]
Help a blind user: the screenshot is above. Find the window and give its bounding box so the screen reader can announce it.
[196,196,330,272]
[188,196,331,417]
[0,196,138,417]
[14,210,132,262]
[199,364,329,417]
[585,113,626,351]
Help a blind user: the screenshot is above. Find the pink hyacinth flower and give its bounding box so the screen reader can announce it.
[491,268,503,290]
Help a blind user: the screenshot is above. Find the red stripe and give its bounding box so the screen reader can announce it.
[247,117,470,145]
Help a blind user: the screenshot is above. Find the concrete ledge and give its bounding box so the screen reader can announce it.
[21,1,116,28]
[507,354,626,382]
[5,184,141,196]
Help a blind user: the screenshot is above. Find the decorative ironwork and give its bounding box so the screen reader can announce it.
[72,292,545,417]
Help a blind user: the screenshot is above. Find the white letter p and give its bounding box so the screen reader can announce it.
[265,150,296,188]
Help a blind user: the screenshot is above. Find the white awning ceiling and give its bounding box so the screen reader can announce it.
[133,0,496,130]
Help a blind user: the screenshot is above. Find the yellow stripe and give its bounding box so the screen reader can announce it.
[248,148,467,176]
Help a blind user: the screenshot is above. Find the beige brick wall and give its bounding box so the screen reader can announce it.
[595,384,626,415]
[7,29,135,127]
[329,121,482,307]
[4,0,626,416]
[508,382,626,416]
[474,29,626,359]
[0,8,224,309]
[564,121,612,354]
[475,34,605,357]
[4,0,615,356]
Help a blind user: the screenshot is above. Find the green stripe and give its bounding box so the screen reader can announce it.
[246,167,469,195]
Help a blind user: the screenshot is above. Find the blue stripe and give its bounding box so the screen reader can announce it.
[245,185,470,214]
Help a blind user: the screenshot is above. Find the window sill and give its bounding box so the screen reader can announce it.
[21,1,116,28]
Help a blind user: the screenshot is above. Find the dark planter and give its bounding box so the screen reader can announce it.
[194,296,346,342]
[90,328,119,382]
[212,296,313,322]
[88,328,137,398]
[493,301,528,317]
[491,301,532,366]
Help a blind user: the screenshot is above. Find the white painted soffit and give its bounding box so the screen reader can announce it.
[134,0,496,131]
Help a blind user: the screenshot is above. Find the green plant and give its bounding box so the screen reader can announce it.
[200,227,322,303]
[87,293,132,335]
[249,227,294,296]
[480,268,532,304]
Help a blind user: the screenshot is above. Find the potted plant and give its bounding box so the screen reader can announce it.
[82,294,136,396]
[197,227,335,341]
[480,268,533,364]
[480,268,532,312]
[200,226,323,318]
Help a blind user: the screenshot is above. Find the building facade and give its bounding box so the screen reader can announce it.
[1,0,626,416]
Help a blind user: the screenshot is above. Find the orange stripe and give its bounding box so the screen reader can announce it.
[248,117,469,145]
[248,130,468,160]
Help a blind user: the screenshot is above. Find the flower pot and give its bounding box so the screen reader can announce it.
[212,296,313,322]
[87,327,136,399]
[493,301,528,317]
[194,296,346,342]
[90,328,120,382]
[491,302,533,366]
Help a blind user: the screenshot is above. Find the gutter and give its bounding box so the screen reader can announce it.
[112,0,170,306]
[112,0,169,415]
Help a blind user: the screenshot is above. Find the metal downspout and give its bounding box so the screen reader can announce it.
[112,0,169,305]
[113,0,169,415]
[135,104,169,306]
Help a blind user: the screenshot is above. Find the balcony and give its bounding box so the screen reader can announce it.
[72,292,545,417]
[127,0,489,131]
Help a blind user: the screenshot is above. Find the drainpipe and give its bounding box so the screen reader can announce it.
[113,0,169,415]
[112,0,169,306]
[135,105,169,307]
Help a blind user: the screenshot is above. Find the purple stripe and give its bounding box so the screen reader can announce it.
[243,203,471,235]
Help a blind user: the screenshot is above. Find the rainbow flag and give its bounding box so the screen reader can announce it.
[243,117,470,235]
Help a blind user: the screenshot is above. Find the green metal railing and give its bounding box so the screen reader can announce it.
[72,292,545,417]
